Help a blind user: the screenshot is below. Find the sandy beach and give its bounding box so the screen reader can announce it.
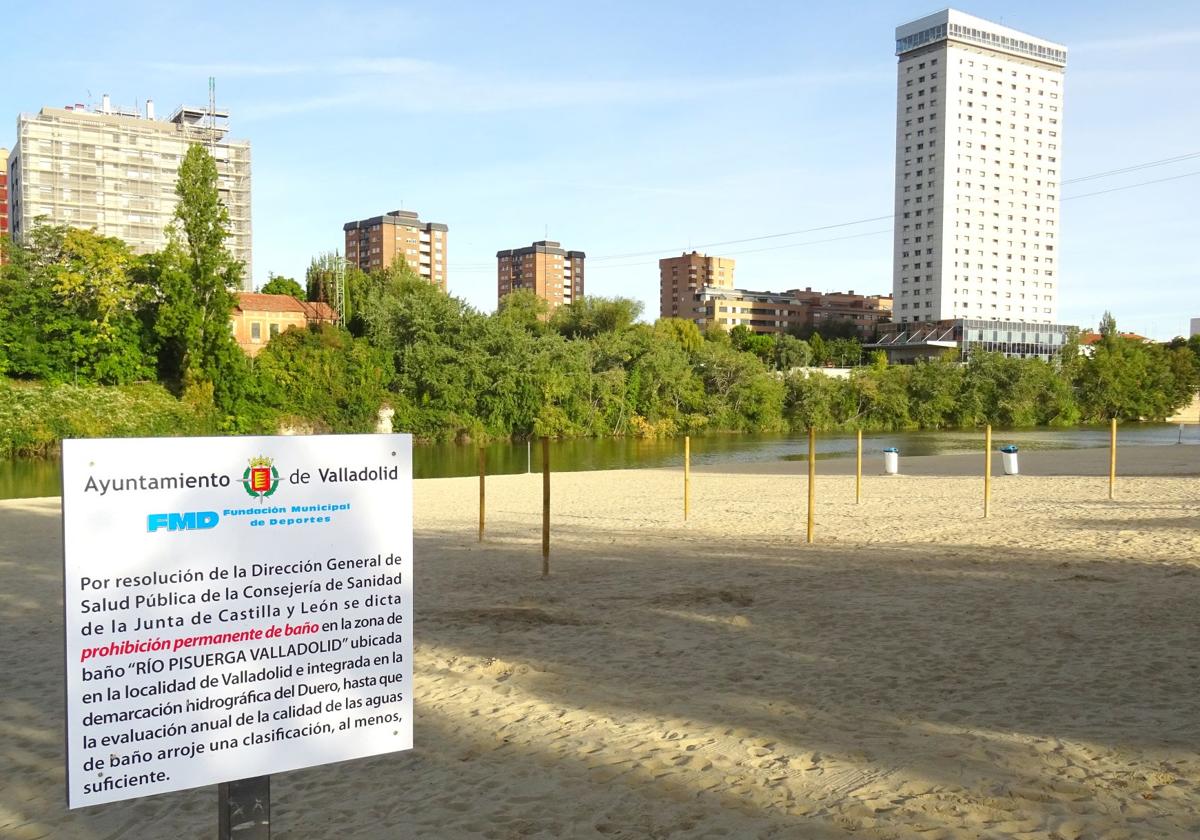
[2,445,1198,838]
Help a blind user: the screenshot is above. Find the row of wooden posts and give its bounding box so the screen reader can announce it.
[477,419,1122,573]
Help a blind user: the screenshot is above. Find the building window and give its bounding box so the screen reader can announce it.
[251,322,262,342]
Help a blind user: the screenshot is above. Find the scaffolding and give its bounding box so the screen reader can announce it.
[9,89,253,287]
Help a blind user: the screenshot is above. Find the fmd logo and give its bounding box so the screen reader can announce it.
[147,511,220,533]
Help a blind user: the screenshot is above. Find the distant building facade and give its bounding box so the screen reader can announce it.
[0,147,9,240]
[691,286,892,338]
[892,10,1066,325]
[496,240,584,309]
[659,251,735,319]
[8,96,252,286]
[0,147,8,263]
[1191,318,1200,338]
[343,210,448,291]
[231,292,335,356]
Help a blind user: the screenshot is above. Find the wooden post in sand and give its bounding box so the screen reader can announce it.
[855,429,862,505]
[542,437,550,577]
[1109,417,1117,500]
[478,448,486,542]
[684,435,691,521]
[984,424,992,519]
[807,427,816,544]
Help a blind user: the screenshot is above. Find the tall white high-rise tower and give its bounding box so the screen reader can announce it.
[892,10,1066,325]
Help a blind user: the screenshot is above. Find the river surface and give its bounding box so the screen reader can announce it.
[3,424,1197,500]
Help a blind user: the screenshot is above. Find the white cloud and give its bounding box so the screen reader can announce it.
[245,92,374,119]
[148,61,312,77]
[152,56,888,118]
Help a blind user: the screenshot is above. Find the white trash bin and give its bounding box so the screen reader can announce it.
[1000,445,1019,476]
[883,447,899,475]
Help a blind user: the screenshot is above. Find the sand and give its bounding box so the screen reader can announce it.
[2,446,1198,838]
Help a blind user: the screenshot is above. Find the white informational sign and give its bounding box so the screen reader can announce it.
[61,434,413,808]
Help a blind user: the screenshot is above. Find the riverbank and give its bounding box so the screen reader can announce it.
[704,441,1200,477]
[2,463,1198,838]
[0,379,216,459]
[4,428,1198,500]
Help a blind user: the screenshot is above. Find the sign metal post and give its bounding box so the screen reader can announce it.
[219,776,271,840]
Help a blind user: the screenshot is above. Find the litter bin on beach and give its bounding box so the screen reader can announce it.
[883,447,899,475]
[1000,445,1019,476]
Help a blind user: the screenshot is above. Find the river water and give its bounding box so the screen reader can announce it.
[3,424,1197,500]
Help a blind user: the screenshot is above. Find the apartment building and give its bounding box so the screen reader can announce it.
[892,9,1065,325]
[496,240,585,309]
[0,148,8,240]
[694,286,892,338]
[8,96,252,286]
[659,251,735,319]
[343,210,448,291]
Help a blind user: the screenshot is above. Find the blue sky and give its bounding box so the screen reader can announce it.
[3,1,1198,338]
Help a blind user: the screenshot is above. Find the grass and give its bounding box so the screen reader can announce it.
[0,379,218,458]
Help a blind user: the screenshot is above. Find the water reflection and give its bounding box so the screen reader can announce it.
[4,424,1197,500]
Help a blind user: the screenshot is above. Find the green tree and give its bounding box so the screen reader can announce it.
[906,352,963,428]
[745,333,777,364]
[550,296,643,339]
[629,339,703,426]
[249,325,389,432]
[1059,327,1084,382]
[1165,346,1200,410]
[849,364,911,429]
[783,371,844,430]
[1075,317,1153,421]
[653,318,703,354]
[306,253,371,330]
[828,337,863,367]
[772,334,812,371]
[1098,311,1118,338]
[808,332,829,366]
[695,341,785,431]
[497,289,550,333]
[357,271,484,440]
[260,273,305,300]
[729,324,753,352]
[149,144,247,416]
[0,224,153,383]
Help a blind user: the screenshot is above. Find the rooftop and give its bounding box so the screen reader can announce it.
[1079,330,1151,345]
[896,8,1067,66]
[344,210,448,232]
[235,292,336,321]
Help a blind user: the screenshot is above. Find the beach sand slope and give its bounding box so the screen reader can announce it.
[1,462,1197,838]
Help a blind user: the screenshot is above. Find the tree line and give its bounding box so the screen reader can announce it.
[2,145,1198,448]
